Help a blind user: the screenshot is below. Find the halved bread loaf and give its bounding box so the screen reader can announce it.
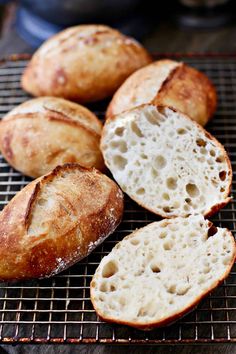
[91,215,236,330]
[106,59,217,126]
[0,164,123,281]
[101,105,232,218]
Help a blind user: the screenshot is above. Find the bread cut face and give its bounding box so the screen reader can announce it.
[91,215,236,330]
[0,97,105,178]
[101,105,232,218]
[0,164,123,281]
[106,59,217,126]
[21,25,152,103]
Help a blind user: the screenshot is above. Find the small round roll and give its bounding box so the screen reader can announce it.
[107,59,217,126]
[0,97,105,178]
[21,24,152,103]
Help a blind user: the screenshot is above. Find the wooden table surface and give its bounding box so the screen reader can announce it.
[0,5,236,354]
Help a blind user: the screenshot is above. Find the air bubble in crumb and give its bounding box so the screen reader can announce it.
[113,155,127,170]
[166,177,177,190]
[163,241,173,250]
[114,127,124,136]
[150,264,161,273]
[177,128,187,135]
[130,237,140,246]
[159,231,167,239]
[163,193,170,201]
[136,188,145,195]
[186,183,200,198]
[151,168,158,178]
[196,138,206,147]
[131,121,143,137]
[219,171,226,181]
[102,261,118,278]
[118,141,128,153]
[163,206,171,213]
[210,150,216,157]
[154,155,166,169]
[146,111,160,125]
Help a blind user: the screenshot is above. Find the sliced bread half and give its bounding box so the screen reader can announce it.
[101,105,232,218]
[91,215,236,330]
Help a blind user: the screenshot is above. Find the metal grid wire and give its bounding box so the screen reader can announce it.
[0,55,235,345]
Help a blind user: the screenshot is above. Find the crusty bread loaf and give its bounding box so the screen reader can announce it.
[0,164,123,281]
[106,59,217,126]
[101,105,232,218]
[91,215,236,330]
[21,25,152,103]
[0,97,105,178]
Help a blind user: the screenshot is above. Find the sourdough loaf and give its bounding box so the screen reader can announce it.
[0,97,104,178]
[0,164,123,281]
[21,25,152,103]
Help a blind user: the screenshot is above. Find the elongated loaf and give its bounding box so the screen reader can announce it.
[101,105,232,218]
[21,25,152,103]
[0,97,104,178]
[106,59,217,126]
[0,164,123,281]
[91,215,236,330]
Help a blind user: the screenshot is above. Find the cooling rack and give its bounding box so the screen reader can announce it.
[0,54,235,345]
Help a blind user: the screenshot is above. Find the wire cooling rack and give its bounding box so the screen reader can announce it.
[0,54,235,345]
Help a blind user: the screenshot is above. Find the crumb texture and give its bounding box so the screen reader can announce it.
[102,105,231,217]
[91,215,235,329]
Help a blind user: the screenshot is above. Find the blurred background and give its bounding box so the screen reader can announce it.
[0,0,235,55]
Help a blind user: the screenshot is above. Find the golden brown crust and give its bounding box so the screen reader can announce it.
[21,25,152,103]
[106,60,217,126]
[155,64,217,126]
[106,59,179,118]
[0,97,105,178]
[0,164,124,281]
[91,227,236,330]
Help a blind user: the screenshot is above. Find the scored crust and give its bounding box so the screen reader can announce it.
[0,97,105,177]
[155,64,217,126]
[106,59,180,118]
[5,97,103,134]
[101,104,232,218]
[21,24,152,103]
[90,216,236,330]
[0,163,124,281]
[106,60,217,126]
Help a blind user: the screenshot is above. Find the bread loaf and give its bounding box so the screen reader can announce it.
[0,97,104,178]
[21,25,152,103]
[107,59,217,126]
[101,105,232,217]
[0,164,123,281]
[91,215,236,330]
